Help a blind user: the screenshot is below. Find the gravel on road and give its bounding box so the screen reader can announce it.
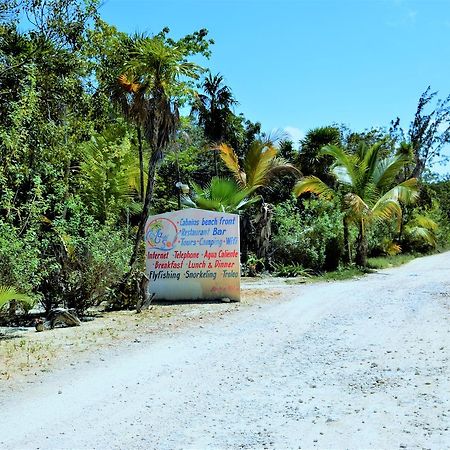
[1,252,450,449]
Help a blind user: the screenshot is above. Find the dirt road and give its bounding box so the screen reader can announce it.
[1,252,450,449]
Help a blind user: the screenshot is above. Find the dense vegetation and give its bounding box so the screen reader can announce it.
[1,0,450,321]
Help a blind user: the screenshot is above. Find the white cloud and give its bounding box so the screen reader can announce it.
[283,126,304,144]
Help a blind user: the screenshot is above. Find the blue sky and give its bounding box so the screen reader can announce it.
[100,0,450,174]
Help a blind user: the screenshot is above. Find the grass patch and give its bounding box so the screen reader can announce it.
[284,253,422,285]
[313,266,366,282]
[367,253,417,269]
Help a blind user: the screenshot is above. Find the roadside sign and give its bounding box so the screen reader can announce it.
[145,208,240,301]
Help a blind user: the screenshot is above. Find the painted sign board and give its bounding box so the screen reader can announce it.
[145,208,240,301]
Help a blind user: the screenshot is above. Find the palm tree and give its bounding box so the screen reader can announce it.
[110,34,149,201]
[122,36,204,270]
[294,142,419,267]
[217,138,300,259]
[191,72,237,175]
[297,126,341,185]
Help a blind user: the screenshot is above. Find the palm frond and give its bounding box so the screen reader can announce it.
[404,224,437,247]
[362,141,383,177]
[372,198,403,229]
[344,193,370,217]
[331,165,353,186]
[321,144,357,184]
[0,286,34,310]
[216,143,246,187]
[244,140,278,189]
[415,215,438,231]
[372,154,411,189]
[266,157,301,179]
[385,178,419,205]
[293,176,335,199]
[186,177,258,213]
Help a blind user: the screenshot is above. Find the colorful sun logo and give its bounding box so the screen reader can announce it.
[145,218,178,251]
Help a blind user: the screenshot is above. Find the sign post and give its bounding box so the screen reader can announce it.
[145,208,240,302]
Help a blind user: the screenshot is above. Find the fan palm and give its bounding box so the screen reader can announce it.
[182,177,260,214]
[294,142,419,267]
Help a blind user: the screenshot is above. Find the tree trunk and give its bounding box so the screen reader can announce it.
[254,202,273,261]
[239,214,252,264]
[355,220,368,268]
[213,148,218,177]
[128,155,159,271]
[411,157,425,180]
[137,126,145,201]
[342,216,351,264]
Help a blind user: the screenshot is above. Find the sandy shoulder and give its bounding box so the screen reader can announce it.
[0,279,287,394]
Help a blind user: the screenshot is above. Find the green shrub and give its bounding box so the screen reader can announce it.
[0,222,41,294]
[38,209,132,314]
[270,199,344,271]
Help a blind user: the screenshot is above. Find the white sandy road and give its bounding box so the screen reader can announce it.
[1,252,450,450]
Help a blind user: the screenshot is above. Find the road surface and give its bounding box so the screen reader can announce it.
[1,252,450,449]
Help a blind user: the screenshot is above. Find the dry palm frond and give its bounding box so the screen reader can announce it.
[216,143,246,187]
[344,193,370,217]
[293,176,335,200]
[118,73,141,94]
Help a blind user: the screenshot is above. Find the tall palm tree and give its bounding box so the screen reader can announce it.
[110,33,149,202]
[122,36,204,270]
[191,72,237,174]
[294,142,419,267]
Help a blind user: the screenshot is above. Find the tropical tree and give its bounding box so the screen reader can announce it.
[191,72,237,174]
[390,86,450,179]
[297,126,341,185]
[217,138,298,192]
[192,72,237,143]
[117,32,208,272]
[217,137,300,259]
[294,142,419,267]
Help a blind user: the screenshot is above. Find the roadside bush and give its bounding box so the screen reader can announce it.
[38,210,132,314]
[270,198,344,272]
[367,220,398,256]
[0,222,41,294]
